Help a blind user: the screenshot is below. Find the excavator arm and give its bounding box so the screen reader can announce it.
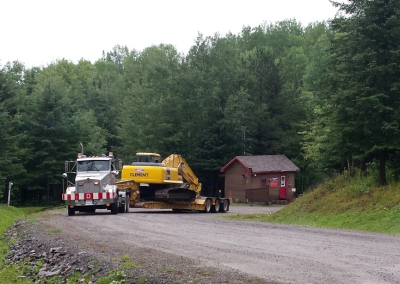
[162,154,202,193]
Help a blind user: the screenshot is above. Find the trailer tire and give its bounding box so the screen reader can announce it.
[212,199,220,213]
[220,199,229,213]
[111,202,118,214]
[203,199,212,213]
[68,207,75,216]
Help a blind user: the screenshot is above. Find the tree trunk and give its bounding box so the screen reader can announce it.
[47,178,50,206]
[347,160,352,175]
[379,153,387,186]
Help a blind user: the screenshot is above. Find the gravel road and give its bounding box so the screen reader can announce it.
[40,205,400,284]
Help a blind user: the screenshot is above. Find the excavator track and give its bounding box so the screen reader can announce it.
[154,188,196,202]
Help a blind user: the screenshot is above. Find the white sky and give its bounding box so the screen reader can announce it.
[0,0,339,68]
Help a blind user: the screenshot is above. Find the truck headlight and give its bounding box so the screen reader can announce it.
[66,187,76,194]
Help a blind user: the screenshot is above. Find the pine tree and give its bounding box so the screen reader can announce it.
[328,0,400,184]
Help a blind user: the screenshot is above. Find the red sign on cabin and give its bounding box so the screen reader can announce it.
[270,178,278,188]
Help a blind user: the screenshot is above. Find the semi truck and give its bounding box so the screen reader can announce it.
[61,152,136,216]
[61,152,230,215]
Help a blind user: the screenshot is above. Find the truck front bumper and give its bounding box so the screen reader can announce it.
[62,192,116,206]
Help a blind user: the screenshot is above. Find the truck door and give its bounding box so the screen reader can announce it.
[279,175,286,199]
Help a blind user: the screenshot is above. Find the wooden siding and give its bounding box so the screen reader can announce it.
[284,172,296,201]
[224,161,247,202]
[245,188,269,204]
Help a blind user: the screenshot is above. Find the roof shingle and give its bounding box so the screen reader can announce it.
[220,155,299,173]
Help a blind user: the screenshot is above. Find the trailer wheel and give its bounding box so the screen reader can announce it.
[212,199,220,213]
[220,199,229,213]
[68,206,75,216]
[111,202,118,214]
[204,199,212,213]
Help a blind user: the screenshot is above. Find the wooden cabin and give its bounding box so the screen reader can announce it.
[220,155,300,203]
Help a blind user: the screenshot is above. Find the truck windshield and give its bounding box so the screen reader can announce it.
[78,160,110,171]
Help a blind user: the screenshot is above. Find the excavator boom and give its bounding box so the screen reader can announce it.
[162,154,201,192]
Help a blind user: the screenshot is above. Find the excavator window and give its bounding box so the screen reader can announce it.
[133,155,161,163]
[152,156,161,163]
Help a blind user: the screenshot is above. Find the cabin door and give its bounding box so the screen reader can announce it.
[279,175,287,199]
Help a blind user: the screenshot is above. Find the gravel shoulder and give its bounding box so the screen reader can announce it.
[5,205,282,284]
[5,204,400,284]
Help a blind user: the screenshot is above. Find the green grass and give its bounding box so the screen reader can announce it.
[49,228,62,234]
[226,172,400,234]
[0,205,43,284]
[0,206,103,284]
[112,254,141,269]
[97,269,127,284]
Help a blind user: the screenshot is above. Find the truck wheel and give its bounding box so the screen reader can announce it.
[68,206,75,216]
[212,199,220,213]
[118,202,125,213]
[111,202,118,214]
[203,199,212,213]
[220,199,229,213]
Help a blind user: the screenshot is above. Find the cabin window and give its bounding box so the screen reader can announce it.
[260,179,267,188]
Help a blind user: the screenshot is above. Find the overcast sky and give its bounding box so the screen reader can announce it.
[0,0,339,68]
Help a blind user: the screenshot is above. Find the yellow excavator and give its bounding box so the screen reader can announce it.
[121,153,229,213]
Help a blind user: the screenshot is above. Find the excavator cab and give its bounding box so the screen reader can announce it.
[132,153,162,165]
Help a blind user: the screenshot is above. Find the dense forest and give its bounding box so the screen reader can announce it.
[1,0,400,205]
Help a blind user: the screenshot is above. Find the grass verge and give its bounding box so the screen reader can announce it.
[0,205,45,284]
[226,172,400,235]
[0,206,136,284]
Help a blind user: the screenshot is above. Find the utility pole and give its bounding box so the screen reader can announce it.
[8,181,13,205]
